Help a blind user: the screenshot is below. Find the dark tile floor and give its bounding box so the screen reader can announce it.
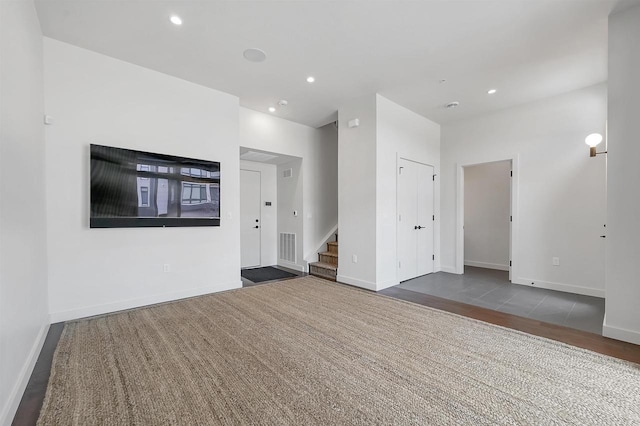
[397,266,605,334]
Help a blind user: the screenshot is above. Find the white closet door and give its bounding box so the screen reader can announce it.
[397,158,434,282]
[416,163,434,276]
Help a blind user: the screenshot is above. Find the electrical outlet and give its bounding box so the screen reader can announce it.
[163,263,170,273]
[352,254,358,263]
[552,257,560,266]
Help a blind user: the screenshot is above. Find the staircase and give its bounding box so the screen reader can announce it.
[309,234,338,281]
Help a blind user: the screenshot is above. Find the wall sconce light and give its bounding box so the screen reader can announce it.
[585,133,606,157]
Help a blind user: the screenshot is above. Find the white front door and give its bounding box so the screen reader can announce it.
[240,169,261,268]
[398,158,434,282]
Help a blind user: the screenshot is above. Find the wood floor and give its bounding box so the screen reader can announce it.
[12,323,65,426]
[12,281,640,425]
[381,286,640,364]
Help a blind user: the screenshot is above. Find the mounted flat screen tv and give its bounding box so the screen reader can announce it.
[90,144,220,228]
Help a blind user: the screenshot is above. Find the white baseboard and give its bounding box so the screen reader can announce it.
[464,260,509,271]
[336,274,377,291]
[603,320,640,345]
[512,277,605,298]
[49,281,242,323]
[277,261,305,273]
[440,265,458,274]
[0,322,49,426]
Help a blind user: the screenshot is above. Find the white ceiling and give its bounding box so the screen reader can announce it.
[35,0,630,128]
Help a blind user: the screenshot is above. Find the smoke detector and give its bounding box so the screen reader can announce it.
[278,99,288,107]
[445,101,460,109]
[243,48,267,63]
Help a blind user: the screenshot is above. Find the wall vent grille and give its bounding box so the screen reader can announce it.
[283,168,293,178]
[279,233,296,263]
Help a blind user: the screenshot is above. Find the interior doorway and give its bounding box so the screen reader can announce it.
[464,160,511,274]
[397,158,435,282]
[240,169,261,268]
[239,147,302,277]
[459,159,514,281]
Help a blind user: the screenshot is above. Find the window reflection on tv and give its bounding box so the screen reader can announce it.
[90,144,220,228]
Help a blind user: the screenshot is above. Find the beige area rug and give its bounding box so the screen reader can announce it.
[39,276,640,425]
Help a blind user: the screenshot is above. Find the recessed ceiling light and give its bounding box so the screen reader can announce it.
[268,107,276,113]
[306,76,315,83]
[169,15,182,25]
[488,89,497,95]
[243,48,267,63]
[445,101,460,109]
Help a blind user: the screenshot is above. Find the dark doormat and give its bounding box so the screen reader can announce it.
[241,266,298,283]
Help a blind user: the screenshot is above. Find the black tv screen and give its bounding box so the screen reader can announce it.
[90,144,220,228]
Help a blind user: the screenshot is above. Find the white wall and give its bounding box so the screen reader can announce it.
[464,161,511,271]
[44,38,241,322]
[239,108,338,270]
[309,123,339,259]
[0,1,50,423]
[240,160,277,267]
[337,94,440,291]
[605,4,640,344]
[337,94,378,289]
[376,95,441,290]
[441,83,607,297]
[277,159,304,269]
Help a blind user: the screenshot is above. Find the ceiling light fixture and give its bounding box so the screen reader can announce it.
[268,107,276,113]
[243,48,267,63]
[445,101,460,109]
[488,89,497,95]
[169,15,182,25]
[306,76,315,83]
[585,133,606,157]
[278,99,288,107]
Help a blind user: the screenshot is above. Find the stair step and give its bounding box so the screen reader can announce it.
[327,241,338,255]
[309,261,337,271]
[309,262,338,282]
[318,252,338,266]
[319,251,337,258]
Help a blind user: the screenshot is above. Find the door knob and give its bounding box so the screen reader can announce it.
[254,226,259,229]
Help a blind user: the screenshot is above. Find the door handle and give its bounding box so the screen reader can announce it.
[415,225,423,230]
[600,235,606,238]
[254,226,259,229]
